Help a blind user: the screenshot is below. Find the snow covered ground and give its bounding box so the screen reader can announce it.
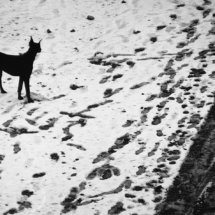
[0,0,215,214]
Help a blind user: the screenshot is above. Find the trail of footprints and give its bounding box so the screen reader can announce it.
[70,1,215,213]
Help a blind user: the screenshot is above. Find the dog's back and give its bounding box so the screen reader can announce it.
[0,52,26,76]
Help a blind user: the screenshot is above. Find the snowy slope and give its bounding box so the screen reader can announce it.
[0,0,215,214]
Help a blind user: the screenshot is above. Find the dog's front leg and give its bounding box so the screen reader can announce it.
[18,77,24,100]
[24,77,34,103]
[0,70,7,93]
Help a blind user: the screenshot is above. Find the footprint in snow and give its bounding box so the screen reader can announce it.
[104,88,123,98]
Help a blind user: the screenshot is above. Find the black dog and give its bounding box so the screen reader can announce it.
[0,37,42,103]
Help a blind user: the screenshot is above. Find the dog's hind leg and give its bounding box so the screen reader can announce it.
[0,70,7,93]
[18,76,24,100]
[24,77,34,103]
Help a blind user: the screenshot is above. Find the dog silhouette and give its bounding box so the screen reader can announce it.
[0,37,42,103]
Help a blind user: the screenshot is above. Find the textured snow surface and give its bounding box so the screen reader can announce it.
[0,0,215,214]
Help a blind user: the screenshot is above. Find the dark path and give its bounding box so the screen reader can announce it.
[156,96,215,215]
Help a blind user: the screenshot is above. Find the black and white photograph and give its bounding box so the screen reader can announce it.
[0,0,215,214]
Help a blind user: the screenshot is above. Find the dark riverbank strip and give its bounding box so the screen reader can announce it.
[156,97,215,215]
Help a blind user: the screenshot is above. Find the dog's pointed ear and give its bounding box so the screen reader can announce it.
[39,39,42,44]
[29,36,34,44]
